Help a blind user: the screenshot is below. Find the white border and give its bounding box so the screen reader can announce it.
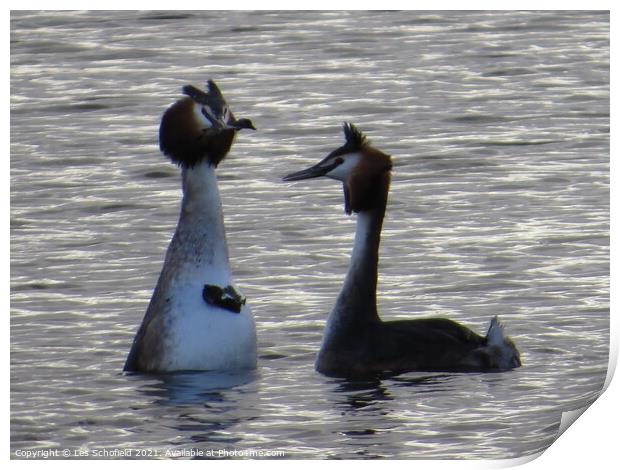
[6,4,616,469]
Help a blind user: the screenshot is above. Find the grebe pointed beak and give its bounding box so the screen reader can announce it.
[283,154,343,182]
[231,118,256,130]
[283,165,327,182]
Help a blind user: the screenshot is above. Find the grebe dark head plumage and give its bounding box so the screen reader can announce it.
[159,80,255,168]
[283,122,392,214]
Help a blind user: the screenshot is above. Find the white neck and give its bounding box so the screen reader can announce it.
[350,211,374,270]
[341,210,380,311]
[181,161,224,221]
[162,161,232,286]
[324,210,381,341]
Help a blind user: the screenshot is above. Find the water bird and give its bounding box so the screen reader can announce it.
[124,80,257,373]
[283,123,521,377]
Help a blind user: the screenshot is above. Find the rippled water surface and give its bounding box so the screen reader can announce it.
[10,10,609,459]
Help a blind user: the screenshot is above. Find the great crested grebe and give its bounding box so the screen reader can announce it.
[124,80,257,373]
[283,123,521,377]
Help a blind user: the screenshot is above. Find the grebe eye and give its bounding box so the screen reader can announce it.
[325,156,343,165]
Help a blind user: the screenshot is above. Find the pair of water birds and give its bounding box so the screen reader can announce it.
[124,80,521,377]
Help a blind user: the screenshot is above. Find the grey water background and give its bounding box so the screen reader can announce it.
[10,10,609,459]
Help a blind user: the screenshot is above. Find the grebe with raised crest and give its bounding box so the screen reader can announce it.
[283,123,521,377]
[124,80,257,373]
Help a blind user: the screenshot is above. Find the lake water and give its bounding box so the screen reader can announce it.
[10,10,609,460]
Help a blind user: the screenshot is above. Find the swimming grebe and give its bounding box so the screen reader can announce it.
[124,80,257,373]
[283,123,521,377]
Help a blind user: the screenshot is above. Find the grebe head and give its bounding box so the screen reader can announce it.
[159,80,255,168]
[283,122,392,214]
[181,81,256,131]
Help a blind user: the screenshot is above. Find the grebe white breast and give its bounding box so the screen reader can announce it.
[283,123,521,378]
[124,80,257,373]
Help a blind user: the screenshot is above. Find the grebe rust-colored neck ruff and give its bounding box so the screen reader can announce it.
[159,80,255,168]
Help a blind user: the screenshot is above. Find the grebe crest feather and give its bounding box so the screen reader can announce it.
[159,80,255,168]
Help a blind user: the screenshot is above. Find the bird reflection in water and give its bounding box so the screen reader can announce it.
[127,369,258,406]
